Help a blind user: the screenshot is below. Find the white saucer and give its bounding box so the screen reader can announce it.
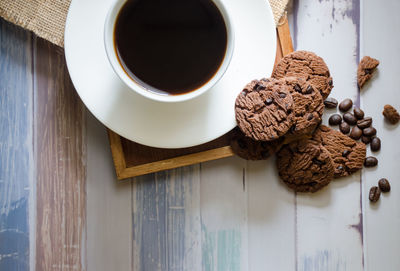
[64,0,277,148]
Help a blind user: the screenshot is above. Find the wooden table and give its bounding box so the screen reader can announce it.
[1,0,399,270]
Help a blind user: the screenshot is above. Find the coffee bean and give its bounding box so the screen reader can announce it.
[364,156,378,167]
[339,122,350,134]
[370,137,381,152]
[363,127,377,137]
[349,126,363,140]
[324,97,338,109]
[343,112,357,125]
[329,114,342,125]
[357,117,372,129]
[279,93,287,98]
[265,98,273,105]
[378,178,391,192]
[369,186,381,202]
[361,136,371,144]
[342,150,351,157]
[339,99,353,112]
[353,107,365,120]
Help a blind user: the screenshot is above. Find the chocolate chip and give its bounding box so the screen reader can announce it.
[329,114,342,125]
[265,98,273,105]
[365,68,372,75]
[378,178,390,192]
[349,126,363,140]
[256,84,266,91]
[342,150,351,157]
[370,137,381,151]
[353,108,365,120]
[339,122,350,134]
[357,117,372,129]
[337,165,344,171]
[369,186,381,202]
[307,114,314,121]
[279,93,287,98]
[361,136,371,144]
[364,156,378,167]
[343,112,357,125]
[363,127,377,137]
[253,83,260,90]
[312,158,324,166]
[305,85,313,94]
[328,79,333,86]
[339,99,353,112]
[324,98,338,109]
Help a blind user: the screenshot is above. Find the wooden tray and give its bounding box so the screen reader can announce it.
[108,16,294,180]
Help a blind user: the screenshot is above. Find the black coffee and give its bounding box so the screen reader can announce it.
[114,0,228,95]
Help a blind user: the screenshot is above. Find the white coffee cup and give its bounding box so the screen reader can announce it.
[104,0,234,103]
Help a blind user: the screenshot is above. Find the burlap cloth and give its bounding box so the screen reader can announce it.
[0,0,288,47]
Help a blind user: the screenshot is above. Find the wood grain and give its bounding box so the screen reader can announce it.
[0,19,33,271]
[361,0,400,269]
[132,165,201,270]
[34,37,86,271]
[86,112,132,271]
[293,0,364,270]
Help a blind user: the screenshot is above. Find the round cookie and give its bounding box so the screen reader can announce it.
[312,125,366,177]
[230,128,283,160]
[272,51,333,99]
[281,77,324,140]
[276,138,334,193]
[235,78,294,141]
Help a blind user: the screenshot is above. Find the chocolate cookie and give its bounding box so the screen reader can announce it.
[235,78,294,141]
[272,51,333,99]
[281,77,324,139]
[230,128,283,160]
[382,104,400,124]
[276,138,334,193]
[312,125,366,177]
[357,56,379,88]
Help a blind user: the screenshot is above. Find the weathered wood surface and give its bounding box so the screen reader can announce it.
[1,0,400,270]
[34,37,86,271]
[0,20,33,271]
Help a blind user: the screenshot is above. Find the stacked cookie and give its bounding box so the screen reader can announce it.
[232,51,366,193]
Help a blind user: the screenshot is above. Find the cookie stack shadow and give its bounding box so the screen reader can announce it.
[231,51,367,193]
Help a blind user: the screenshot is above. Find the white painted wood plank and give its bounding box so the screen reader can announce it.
[361,0,400,270]
[86,112,132,271]
[200,157,248,271]
[293,1,364,270]
[132,166,202,271]
[246,160,296,271]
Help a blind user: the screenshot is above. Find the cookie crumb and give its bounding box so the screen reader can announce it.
[357,56,379,88]
[382,104,400,124]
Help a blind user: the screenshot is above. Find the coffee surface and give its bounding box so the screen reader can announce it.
[114,0,227,95]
